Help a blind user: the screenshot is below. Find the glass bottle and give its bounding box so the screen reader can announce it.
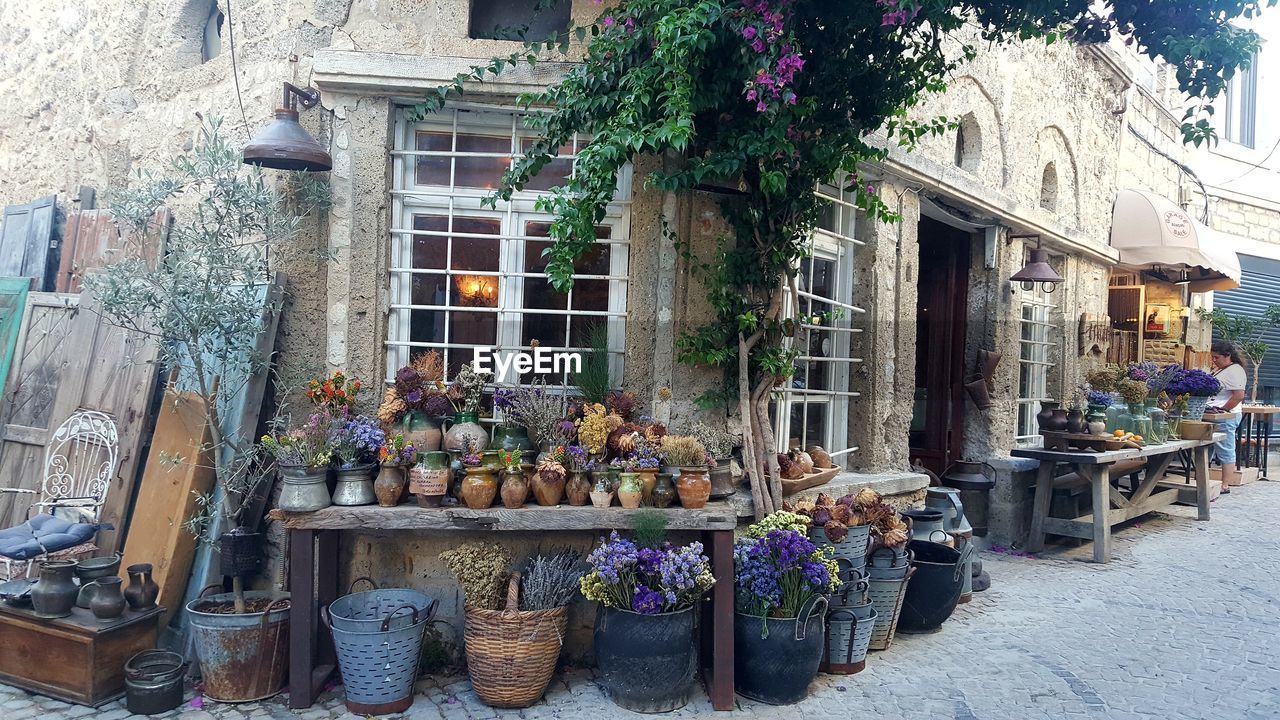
[1146,399,1168,444]
[1105,394,1129,434]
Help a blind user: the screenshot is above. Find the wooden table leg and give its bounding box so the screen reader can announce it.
[1194,445,1211,521]
[1026,461,1055,553]
[707,529,734,711]
[316,530,339,670]
[1088,465,1113,563]
[288,528,317,709]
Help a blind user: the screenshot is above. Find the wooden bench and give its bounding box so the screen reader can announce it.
[270,503,739,711]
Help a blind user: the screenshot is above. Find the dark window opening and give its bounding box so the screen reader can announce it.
[201,2,224,62]
[469,0,571,42]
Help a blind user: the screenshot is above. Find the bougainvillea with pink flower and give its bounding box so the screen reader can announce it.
[419,0,1268,517]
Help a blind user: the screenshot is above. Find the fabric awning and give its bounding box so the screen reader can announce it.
[1109,188,1242,292]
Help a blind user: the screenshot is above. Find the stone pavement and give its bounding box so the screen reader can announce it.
[4,480,1278,720]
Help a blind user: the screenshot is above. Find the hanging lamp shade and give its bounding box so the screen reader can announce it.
[1010,247,1064,288]
[242,83,332,172]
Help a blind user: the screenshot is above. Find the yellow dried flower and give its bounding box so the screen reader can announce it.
[440,541,511,610]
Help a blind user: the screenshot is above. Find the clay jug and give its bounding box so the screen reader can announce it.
[589,472,614,508]
[460,467,499,509]
[617,472,643,509]
[565,470,591,506]
[675,467,711,509]
[650,473,676,509]
[124,563,160,611]
[411,451,451,508]
[499,467,529,509]
[637,469,659,505]
[532,465,566,506]
[400,410,443,453]
[443,412,489,452]
[90,576,127,620]
[374,464,408,507]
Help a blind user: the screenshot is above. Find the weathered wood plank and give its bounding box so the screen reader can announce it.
[1011,437,1217,465]
[270,502,740,531]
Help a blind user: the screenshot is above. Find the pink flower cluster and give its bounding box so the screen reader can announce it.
[738,0,803,113]
[602,15,637,33]
[878,0,920,27]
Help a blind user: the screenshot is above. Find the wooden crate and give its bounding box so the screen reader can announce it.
[0,604,162,706]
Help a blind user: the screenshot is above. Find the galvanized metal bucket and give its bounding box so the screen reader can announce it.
[821,602,877,674]
[867,546,913,580]
[186,591,290,702]
[867,566,914,651]
[809,524,870,567]
[324,599,430,715]
[327,578,436,634]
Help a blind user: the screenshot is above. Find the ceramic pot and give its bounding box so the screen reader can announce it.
[460,467,499,509]
[277,464,331,512]
[1050,407,1069,431]
[31,560,78,618]
[617,472,643,509]
[90,576,126,620]
[676,467,711,509]
[590,473,614,508]
[709,460,736,499]
[400,410,443,453]
[332,463,377,506]
[374,464,408,507]
[411,451,451,507]
[1036,401,1065,432]
[500,467,529,509]
[1065,409,1087,434]
[635,469,658,505]
[650,473,676,509]
[565,470,591,506]
[491,423,536,453]
[1086,404,1108,435]
[124,563,160,611]
[443,412,489,452]
[532,466,566,506]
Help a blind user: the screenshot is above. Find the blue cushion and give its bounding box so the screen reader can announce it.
[0,514,100,560]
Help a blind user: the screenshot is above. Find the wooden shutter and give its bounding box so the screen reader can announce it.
[0,196,58,291]
[56,208,170,293]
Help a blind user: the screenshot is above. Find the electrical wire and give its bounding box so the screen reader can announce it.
[224,0,252,137]
[1217,134,1280,185]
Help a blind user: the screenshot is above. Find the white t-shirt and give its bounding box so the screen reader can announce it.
[1212,363,1248,414]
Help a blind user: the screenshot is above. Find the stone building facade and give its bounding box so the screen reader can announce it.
[0,0,1244,657]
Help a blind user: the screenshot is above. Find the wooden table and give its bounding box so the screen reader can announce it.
[0,603,163,706]
[271,503,739,711]
[1013,437,1218,563]
[1238,406,1280,478]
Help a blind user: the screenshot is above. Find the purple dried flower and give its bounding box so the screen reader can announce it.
[631,585,663,615]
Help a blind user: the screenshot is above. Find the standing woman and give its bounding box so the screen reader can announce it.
[1208,340,1248,490]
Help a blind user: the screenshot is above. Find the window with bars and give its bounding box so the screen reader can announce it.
[773,182,864,464]
[1017,281,1059,444]
[388,106,632,386]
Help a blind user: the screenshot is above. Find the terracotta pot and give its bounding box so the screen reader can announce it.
[124,563,160,611]
[374,464,408,507]
[617,472,643,509]
[499,467,528,509]
[444,412,489,452]
[978,349,1002,390]
[590,473,614,508]
[411,451,452,507]
[400,410,443,453]
[650,473,676,509]
[566,470,591,506]
[964,376,993,410]
[461,467,499,509]
[532,467,566,506]
[676,467,711,509]
[636,469,658,505]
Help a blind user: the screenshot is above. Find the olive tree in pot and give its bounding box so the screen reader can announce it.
[87,118,329,701]
[732,511,840,705]
[581,513,716,713]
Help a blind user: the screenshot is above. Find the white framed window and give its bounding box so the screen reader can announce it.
[773,182,864,463]
[1221,51,1258,148]
[1016,280,1059,445]
[388,106,632,386]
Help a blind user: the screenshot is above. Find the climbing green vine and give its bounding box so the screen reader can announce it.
[417,0,1272,517]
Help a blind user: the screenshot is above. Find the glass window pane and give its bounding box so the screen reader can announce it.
[409,308,446,345]
[787,403,828,450]
[520,137,575,192]
[411,215,448,270]
[522,312,566,348]
[450,310,497,353]
[454,133,511,190]
[410,273,448,307]
[414,133,451,187]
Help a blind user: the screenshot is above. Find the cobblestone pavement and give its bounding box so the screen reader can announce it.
[4,481,1278,720]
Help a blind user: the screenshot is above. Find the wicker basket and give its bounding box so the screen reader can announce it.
[464,573,568,709]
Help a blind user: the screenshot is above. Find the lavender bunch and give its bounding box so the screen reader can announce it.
[519,549,584,610]
[1086,390,1114,408]
[501,378,566,444]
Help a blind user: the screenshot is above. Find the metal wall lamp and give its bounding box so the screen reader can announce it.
[1009,234,1064,293]
[242,83,333,172]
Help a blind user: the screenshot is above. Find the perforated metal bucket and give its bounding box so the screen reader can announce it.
[822,603,877,674]
[809,524,871,566]
[325,605,430,715]
[867,568,914,651]
[328,587,436,634]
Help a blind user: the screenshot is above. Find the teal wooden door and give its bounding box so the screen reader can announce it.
[0,278,32,401]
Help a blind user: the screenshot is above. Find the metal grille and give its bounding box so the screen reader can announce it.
[388,106,632,386]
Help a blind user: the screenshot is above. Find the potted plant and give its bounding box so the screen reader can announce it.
[498,448,528,509]
[576,403,611,460]
[374,433,417,507]
[493,379,564,453]
[1166,368,1221,421]
[690,421,739,498]
[442,362,493,452]
[329,414,385,506]
[786,491,873,565]
[564,445,591,506]
[659,436,711,508]
[581,530,715,712]
[733,512,840,705]
[377,352,451,452]
[630,446,661,505]
[261,414,336,513]
[460,439,499,509]
[531,446,568,506]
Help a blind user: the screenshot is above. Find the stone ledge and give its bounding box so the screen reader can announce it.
[313,49,575,98]
[728,470,932,518]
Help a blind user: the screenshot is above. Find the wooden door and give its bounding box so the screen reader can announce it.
[909,218,971,478]
[0,196,58,291]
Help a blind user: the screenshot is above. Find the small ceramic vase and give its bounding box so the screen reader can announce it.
[650,473,676,509]
[400,410,443,453]
[411,452,452,508]
[500,467,529,509]
[123,563,160,611]
[617,472,643,509]
[90,576,126,620]
[443,412,489,452]
[565,470,591,506]
[532,466,566,506]
[637,469,658,505]
[374,464,408,507]
[676,467,712,509]
[461,467,499,509]
[590,473,614,508]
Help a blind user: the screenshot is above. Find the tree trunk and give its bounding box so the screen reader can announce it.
[1252,360,1262,405]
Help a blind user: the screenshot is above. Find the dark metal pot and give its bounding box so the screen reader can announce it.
[733,595,828,705]
[594,605,697,713]
[220,528,264,578]
[125,650,186,715]
[897,539,972,633]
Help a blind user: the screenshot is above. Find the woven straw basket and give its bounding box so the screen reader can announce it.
[464,573,568,709]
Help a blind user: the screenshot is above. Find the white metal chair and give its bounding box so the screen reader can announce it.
[0,409,119,579]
